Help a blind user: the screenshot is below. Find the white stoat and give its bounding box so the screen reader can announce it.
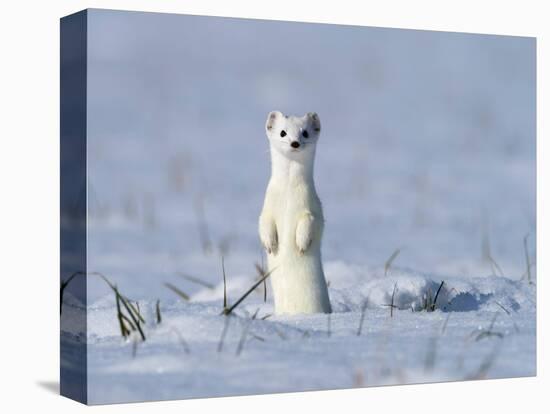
[259,110,332,315]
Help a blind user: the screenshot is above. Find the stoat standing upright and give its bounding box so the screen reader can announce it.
[259,111,332,315]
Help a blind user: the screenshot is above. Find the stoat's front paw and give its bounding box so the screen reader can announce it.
[296,212,315,255]
[261,230,278,255]
[296,232,312,255]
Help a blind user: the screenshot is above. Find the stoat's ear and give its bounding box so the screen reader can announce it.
[266,110,283,132]
[307,112,321,133]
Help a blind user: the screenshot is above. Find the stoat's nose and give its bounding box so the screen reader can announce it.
[290,141,300,149]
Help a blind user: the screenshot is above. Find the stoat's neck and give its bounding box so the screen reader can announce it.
[269,145,316,186]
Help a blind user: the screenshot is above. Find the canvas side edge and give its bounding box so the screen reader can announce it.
[60,9,88,405]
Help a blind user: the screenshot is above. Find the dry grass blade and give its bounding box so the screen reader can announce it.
[494,301,510,315]
[176,272,215,289]
[472,313,503,341]
[475,331,504,341]
[60,271,85,314]
[61,271,146,340]
[250,333,265,342]
[488,255,504,277]
[254,263,268,303]
[121,302,145,340]
[114,285,146,341]
[164,282,190,301]
[116,289,130,337]
[95,271,116,290]
[481,210,491,261]
[97,271,146,340]
[466,345,501,380]
[134,302,144,327]
[494,301,520,333]
[222,256,228,311]
[384,248,401,276]
[222,267,278,316]
[132,337,139,358]
[423,338,438,374]
[218,315,231,352]
[236,320,252,356]
[172,328,191,354]
[120,312,136,331]
[128,300,145,324]
[390,283,397,317]
[357,300,368,336]
[194,195,212,254]
[218,235,233,257]
[156,299,162,324]
[382,283,398,317]
[429,281,445,312]
[441,313,451,335]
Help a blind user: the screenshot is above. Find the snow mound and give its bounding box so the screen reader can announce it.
[184,261,536,314]
[324,261,535,313]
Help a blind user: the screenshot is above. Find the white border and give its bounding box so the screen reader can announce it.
[0,1,546,413]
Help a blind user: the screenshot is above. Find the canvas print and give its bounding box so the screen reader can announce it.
[60,9,536,405]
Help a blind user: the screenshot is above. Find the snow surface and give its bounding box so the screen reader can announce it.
[61,10,536,404]
[62,265,536,404]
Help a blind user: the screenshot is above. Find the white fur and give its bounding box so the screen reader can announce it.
[259,111,332,315]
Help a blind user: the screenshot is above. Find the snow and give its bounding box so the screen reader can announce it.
[60,9,536,404]
[61,265,536,404]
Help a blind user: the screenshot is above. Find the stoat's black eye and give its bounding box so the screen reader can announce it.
[302,130,309,138]
[280,130,287,137]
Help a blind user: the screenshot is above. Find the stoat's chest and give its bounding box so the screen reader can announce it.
[268,178,322,234]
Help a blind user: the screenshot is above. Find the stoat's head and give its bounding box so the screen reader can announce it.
[265,111,321,159]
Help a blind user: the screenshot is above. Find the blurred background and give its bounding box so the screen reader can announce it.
[83,9,535,302]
